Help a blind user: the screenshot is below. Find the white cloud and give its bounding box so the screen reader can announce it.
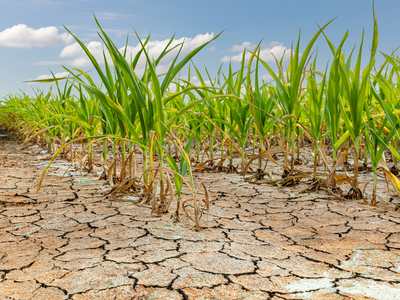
[265,41,283,48]
[221,42,290,64]
[59,42,85,57]
[0,24,73,48]
[59,32,215,70]
[261,73,273,81]
[228,41,257,52]
[94,12,133,20]
[59,41,111,68]
[35,71,70,80]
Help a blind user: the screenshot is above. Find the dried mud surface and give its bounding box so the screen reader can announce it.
[0,132,400,300]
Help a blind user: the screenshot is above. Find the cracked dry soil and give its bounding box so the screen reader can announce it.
[0,132,400,300]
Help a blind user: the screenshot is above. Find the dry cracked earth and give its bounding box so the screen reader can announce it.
[0,130,400,300]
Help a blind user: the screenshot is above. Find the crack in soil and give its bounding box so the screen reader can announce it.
[0,133,400,299]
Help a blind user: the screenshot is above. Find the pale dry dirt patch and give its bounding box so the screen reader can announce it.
[0,132,400,299]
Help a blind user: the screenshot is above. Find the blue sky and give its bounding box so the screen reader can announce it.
[1,0,399,98]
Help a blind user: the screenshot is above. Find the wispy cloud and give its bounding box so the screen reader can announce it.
[227,41,257,52]
[29,0,67,5]
[94,12,133,20]
[30,60,69,66]
[28,0,92,5]
[221,41,290,63]
[261,73,280,82]
[0,24,73,48]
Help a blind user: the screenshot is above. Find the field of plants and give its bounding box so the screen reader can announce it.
[1,10,400,231]
[2,7,400,299]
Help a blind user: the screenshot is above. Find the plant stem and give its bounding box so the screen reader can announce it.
[113,140,117,177]
[372,171,377,206]
[313,142,318,179]
[229,135,233,165]
[291,130,295,173]
[103,139,107,165]
[241,144,245,174]
[143,148,148,185]
[220,135,225,159]
[196,137,200,162]
[88,141,93,169]
[121,140,126,179]
[210,130,215,161]
[354,146,359,195]
[297,130,300,161]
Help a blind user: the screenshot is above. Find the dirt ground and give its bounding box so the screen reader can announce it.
[0,131,400,300]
